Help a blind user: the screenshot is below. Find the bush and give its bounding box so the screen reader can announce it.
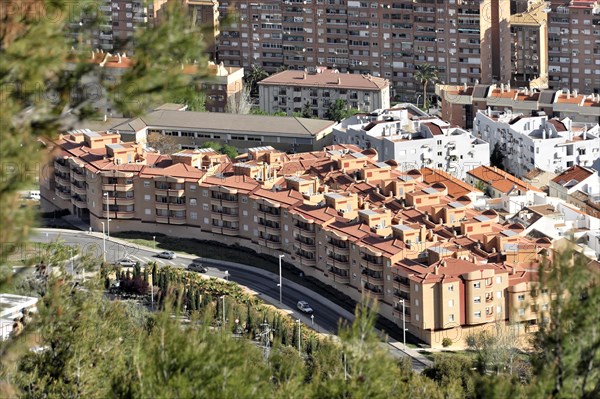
[442,337,453,348]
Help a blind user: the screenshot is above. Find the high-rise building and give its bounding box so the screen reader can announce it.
[546,0,600,93]
[218,0,512,102]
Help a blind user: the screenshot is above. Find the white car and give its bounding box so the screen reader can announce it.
[297,301,313,314]
[115,258,136,267]
[157,251,176,259]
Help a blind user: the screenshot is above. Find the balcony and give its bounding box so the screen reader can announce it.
[155,188,185,197]
[327,244,349,256]
[393,276,410,288]
[363,284,384,300]
[155,202,169,210]
[156,216,169,224]
[115,197,135,206]
[70,183,87,195]
[71,197,87,208]
[326,270,350,284]
[169,217,186,225]
[362,273,384,285]
[54,161,70,173]
[361,259,384,272]
[71,170,86,182]
[169,203,186,212]
[327,258,350,270]
[55,189,71,200]
[103,183,134,192]
[55,175,70,187]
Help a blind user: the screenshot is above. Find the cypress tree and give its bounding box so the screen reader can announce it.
[151,263,157,287]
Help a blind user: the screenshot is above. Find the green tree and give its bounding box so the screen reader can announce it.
[325,99,357,122]
[413,63,439,109]
[301,102,313,119]
[246,64,269,97]
[200,141,238,159]
[530,249,600,399]
[490,143,505,170]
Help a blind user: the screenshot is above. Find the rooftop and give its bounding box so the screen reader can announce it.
[258,68,389,91]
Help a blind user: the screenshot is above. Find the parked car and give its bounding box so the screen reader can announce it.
[157,251,176,259]
[297,301,313,314]
[115,258,136,267]
[188,262,207,273]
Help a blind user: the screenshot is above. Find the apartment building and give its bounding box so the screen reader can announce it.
[546,0,600,93]
[332,104,490,179]
[110,107,336,152]
[510,0,549,87]
[218,0,511,102]
[473,109,600,177]
[437,83,600,129]
[548,165,600,219]
[41,134,552,345]
[258,67,390,117]
[69,50,244,115]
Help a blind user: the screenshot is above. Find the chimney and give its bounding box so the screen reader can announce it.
[500,83,505,93]
[583,124,588,140]
[303,72,307,80]
[573,89,578,97]
[463,82,468,91]
[566,89,571,99]
[103,114,107,122]
[337,77,341,85]
[434,264,440,275]
[506,82,511,91]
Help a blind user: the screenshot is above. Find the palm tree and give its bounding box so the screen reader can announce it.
[413,63,439,110]
[246,64,269,97]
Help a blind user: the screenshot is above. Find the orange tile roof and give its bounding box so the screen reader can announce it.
[468,165,542,194]
[551,165,595,186]
[258,68,389,90]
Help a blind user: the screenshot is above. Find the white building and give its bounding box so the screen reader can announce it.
[473,109,600,178]
[258,67,390,118]
[333,105,490,179]
[0,294,38,341]
[548,166,600,201]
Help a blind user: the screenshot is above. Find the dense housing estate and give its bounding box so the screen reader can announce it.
[41,132,553,345]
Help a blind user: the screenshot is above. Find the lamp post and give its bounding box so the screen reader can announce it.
[70,247,75,275]
[224,270,229,282]
[396,299,407,350]
[416,95,422,110]
[297,319,301,356]
[310,314,314,327]
[221,295,226,328]
[52,197,56,221]
[104,192,110,238]
[101,222,106,263]
[278,254,285,304]
[152,236,156,249]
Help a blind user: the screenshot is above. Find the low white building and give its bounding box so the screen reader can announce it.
[0,294,38,341]
[333,104,490,179]
[473,109,600,178]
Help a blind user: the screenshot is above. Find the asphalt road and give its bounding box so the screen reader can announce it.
[30,229,430,372]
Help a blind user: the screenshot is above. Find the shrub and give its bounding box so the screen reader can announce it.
[442,337,453,348]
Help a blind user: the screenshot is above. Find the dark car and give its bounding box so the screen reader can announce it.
[188,262,207,273]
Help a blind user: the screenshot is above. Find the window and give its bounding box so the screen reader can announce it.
[473,282,481,289]
[496,305,502,314]
[415,314,420,321]
[449,314,455,322]
[518,294,526,301]
[414,285,419,292]
[415,299,419,306]
[190,198,197,206]
[474,296,481,304]
[518,308,525,316]
[145,209,151,215]
[190,212,197,220]
[474,311,481,318]
[448,299,454,308]
[203,190,209,197]
[203,204,209,211]
[241,196,248,203]
[144,194,151,201]
[448,285,454,291]
[190,184,197,191]
[143,181,150,188]
[496,276,502,284]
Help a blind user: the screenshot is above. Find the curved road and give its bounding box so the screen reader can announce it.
[31,228,430,372]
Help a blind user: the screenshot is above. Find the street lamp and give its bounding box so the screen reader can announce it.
[52,197,56,221]
[70,247,75,275]
[396,299,407,350]
[416,95,422,109]
[101,222,106,263]
[224,270,229,282]
[278,254,285,304]
[104,192,110,238]
[221,295,226,328]
[310,314,314,326]
[297,319,302,356]
[152,236,156,249]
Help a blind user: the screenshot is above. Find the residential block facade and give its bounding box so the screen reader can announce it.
[473,109,600,177]
[218,0,511,101]
[332,104,490,179]
[41,133,551,345]
[258,67,390,117]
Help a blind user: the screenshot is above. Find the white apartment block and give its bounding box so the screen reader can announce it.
[473,109,600,178]
[333,105,490,179]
